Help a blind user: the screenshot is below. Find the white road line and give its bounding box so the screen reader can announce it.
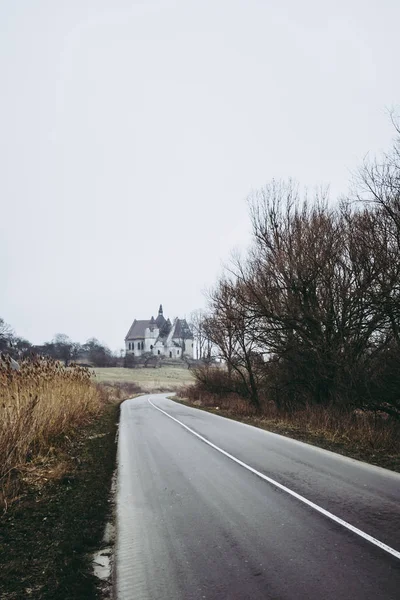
[148,397,400,561]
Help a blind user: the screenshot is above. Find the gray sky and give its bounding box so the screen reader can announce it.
[1,0,399,351]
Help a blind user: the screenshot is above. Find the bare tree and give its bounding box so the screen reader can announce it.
[356,113,400,232]
[204,279,261,407]
[0,318,13,353]
[47,334,80,366]
[195,176,400,416]
[190,310,212,360]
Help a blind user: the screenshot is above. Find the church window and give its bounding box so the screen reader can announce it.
[141,341,144,350]
[158,350,160,355]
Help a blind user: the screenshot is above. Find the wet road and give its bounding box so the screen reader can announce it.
[115,394,400,599]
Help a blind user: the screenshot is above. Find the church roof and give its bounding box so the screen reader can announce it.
[125,306,192,342]
[125,319,153,340]
[172,318,193,340]
[155,313,166,328]
[155,304,166,328]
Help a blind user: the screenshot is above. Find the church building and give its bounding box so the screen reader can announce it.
[125,305,194,359]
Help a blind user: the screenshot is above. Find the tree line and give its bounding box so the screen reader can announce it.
[0,322,117,368]
[197,119,400,418]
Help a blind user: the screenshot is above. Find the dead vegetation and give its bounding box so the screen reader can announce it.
[0,360,142,599]
[0,356,105,508]
[0,400,121,600]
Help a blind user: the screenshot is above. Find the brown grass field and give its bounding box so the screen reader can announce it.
[92,365,194,391]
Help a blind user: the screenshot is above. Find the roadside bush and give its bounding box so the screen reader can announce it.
[178,384,258,416]
[191,364,253,399]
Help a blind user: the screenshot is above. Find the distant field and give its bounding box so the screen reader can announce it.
[93,366,194,392]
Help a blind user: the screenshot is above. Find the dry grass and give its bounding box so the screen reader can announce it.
[93,365,194,392]
[178,386,400,471]
[0,401,121,600]
[0,356,102,507]
[0,360,146,597]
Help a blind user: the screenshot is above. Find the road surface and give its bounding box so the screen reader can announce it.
[115,394,400,599]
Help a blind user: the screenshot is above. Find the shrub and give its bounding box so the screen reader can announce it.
[191,364,252,398]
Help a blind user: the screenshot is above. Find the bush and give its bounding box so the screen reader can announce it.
[191,364,252,398]
[124,353,137,368]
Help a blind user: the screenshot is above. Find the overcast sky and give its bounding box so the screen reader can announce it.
[1,0,399,351]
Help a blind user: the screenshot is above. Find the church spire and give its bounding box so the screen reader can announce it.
[158,304,163,315]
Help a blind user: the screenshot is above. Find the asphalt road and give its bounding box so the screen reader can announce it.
[115,394,400,600]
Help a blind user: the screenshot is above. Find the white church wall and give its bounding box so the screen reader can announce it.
[171,338,194,358]
[165,345,181,359]
[185,340,195,358]
[143,326,159,353]
[153,340,164,356]
[126,340,145,355]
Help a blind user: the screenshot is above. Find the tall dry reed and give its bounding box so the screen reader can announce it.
[0,356,101,502]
